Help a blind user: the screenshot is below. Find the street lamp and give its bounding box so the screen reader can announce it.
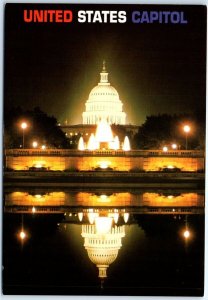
[183,125,191,150]
[21,122,27,148]
[162,146,168,152]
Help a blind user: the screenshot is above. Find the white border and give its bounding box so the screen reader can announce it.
[0,1,207,300]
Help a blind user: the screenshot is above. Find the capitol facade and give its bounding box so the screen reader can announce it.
[82,62,126,125]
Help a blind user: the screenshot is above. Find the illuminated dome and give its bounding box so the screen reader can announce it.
[82,62,126,125]
[81,222,125,279]
[88,249,118,266]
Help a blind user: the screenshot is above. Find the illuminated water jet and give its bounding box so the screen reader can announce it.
[123,136,130,151]
[87,133,96,150]
[78,118,130,151]
[78,136,85,151]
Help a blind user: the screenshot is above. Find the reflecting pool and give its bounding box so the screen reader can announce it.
[3,188,204,296]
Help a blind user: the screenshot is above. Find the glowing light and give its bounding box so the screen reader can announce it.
[110,136,120,150]
[78,212,83,222]
[99,161,109,169]
[163,146,168,152]
[81,209,126,281]
[183,230,190,239]
[78,137,85,151]
[183,125,191,133]
[95,217,113,234]
[78,116,130,151]
[123,136,131,151]
[34,163,42,168]
[171,143,177,149]
[88,213,95,224]
[114,136,120,150]
[41,145,46,150]
[167,195,174,199]
[183,125,191,150]
[167,165,174,169]
[87,133,97,150]
[88,209,99,224]
[113,212,119,224]
[19,230,26,240]
[82,64,126,125]
[95,119,114,143]
[21,122,27,129]
[34,194,45,201]
[20,122,28,148]
[32,141,38,148]
[123,212,129,223]
[98,194,110,203]
[32,206,36,213]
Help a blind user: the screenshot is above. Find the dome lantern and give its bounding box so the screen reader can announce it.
[99,60,109,84]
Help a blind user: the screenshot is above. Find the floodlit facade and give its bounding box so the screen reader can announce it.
[82,62,126,125]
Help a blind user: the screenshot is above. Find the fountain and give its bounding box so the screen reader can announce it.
[78,136,85,151]
[87,133,97,150]
[122,136,130,151]
[114,136,120,150]
[78,118,130,151]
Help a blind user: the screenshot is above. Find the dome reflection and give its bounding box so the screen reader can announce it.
[81,209,126,281]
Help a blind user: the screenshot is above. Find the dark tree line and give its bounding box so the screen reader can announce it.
[4,107,70,148]
[133,113,205,150]
[4,107,205,150]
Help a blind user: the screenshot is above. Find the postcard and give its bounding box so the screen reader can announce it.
[3,3,206,297]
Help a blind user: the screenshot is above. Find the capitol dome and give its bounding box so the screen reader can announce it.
[82,222,125,279]
[89,85,119,101]
[82,62,126,125]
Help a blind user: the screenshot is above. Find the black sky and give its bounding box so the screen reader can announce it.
[4,4,206,125]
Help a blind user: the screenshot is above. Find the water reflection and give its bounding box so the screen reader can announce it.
[3,188,205,295]
[79,208,128,282]
[4,189,204,214]
[81,216,125,283]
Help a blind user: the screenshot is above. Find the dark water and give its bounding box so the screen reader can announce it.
[3,188,205,296]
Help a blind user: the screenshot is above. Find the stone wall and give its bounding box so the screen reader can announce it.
[5,191,204,208]
[5,149,205,172]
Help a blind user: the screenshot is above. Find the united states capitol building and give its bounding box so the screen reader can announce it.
[82,61,126,125]
[5,61,204,173]
[61,62,138,140]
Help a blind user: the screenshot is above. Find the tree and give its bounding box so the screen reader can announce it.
[4,107,70,148]
[133,113,205,150]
